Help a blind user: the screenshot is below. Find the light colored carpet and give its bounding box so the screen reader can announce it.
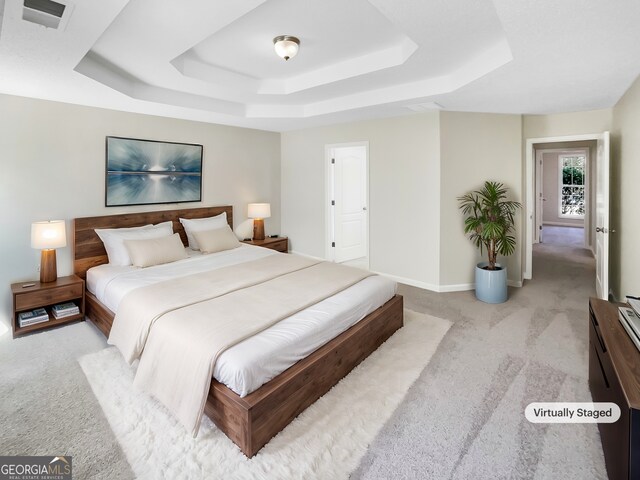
[0,242,607,479]
[541,225,586,248]
[351,242,607,480]
[78,310,451,480]
[0,322,134,479]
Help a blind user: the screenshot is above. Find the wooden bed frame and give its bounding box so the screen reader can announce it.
[73,206,403,457]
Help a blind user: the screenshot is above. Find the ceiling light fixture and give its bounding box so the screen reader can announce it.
[273,35,300,61]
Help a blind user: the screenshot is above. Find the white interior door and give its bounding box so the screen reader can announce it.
[535,150,544,243]
[595,131,610,300]
[332,146,368,263]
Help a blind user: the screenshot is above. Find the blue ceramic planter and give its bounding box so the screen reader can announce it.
[475,262,508,304]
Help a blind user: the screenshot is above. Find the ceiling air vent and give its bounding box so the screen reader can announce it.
[23,0,71,30]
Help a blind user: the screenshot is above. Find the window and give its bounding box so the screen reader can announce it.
[559,154,585,217]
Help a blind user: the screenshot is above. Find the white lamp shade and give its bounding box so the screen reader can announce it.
[248,203,271,219]
[31,220,67,249]
[273,36,300,60]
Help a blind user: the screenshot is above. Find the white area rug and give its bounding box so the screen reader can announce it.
[79,309,451,480]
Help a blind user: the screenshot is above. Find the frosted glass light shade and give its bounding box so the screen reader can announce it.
[31,220,67,249]
[248,203,271,219]
[273,35,300,61]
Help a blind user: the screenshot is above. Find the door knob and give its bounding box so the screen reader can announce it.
[595,227,603,233]
[362,207,367,211]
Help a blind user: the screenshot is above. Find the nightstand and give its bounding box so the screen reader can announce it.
[242,236,288,253]
[11,275,85,338]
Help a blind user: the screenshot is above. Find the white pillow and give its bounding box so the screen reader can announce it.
[124,233,188,268]
[193,226,240,254]
[95,221,173,266]
[179,212,228,250]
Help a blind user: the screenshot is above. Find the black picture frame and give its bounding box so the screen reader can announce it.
[105,136,203,207]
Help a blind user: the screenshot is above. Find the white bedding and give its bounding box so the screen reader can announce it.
[87,244,396,397]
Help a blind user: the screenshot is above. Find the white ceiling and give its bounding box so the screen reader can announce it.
[0,0,639,132]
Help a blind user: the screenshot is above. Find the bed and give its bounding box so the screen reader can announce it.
[73,206,403,457]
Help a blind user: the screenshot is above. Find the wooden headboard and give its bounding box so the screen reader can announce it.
[73,206,233,279]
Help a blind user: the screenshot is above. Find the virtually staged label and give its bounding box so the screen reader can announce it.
[525,402,621,423]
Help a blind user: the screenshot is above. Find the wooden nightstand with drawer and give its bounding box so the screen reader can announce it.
[241,236,288,253]
[11,275,85,338]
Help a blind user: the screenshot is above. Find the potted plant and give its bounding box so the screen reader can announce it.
[458,181,521,303]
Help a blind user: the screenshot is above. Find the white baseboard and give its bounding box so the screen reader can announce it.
[542,221,584,228]
[435,279,522,292]
[436,283,474,293]
[371,272,522,293]
[289,250,326,261]
[369,271,441,292]
[290,251,522,293]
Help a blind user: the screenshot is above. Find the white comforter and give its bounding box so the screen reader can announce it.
[87,244,397,396]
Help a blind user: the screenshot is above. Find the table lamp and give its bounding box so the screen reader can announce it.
[31,220,66,283]
[248,203,271,241]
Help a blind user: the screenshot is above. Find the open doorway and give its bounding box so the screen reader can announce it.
[525,132,611,300]
[534,144,593,250]
[325,142,369,269]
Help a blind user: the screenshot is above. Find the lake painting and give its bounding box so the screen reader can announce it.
[106,137,203,207]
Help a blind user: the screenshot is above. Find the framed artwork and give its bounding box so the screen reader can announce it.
[105,136,203,207]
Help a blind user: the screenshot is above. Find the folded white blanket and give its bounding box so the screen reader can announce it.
[108,254,373,435]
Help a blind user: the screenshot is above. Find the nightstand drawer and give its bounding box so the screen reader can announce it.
[264,239,288,252]
[241,237,289,253]
[15,283,83,311]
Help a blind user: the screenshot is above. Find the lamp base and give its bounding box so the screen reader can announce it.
[40,249,58,283]
[252,219,265,241]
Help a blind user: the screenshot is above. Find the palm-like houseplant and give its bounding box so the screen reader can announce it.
[458,181,521,302]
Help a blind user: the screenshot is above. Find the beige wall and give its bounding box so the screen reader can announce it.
[439,112,523,287]
[281,113,442,289]
[611,75,640,298]
[524,109,613,138]
[0,94,281,328]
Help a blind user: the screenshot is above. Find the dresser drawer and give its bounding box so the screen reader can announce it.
[588,298,638,480]
[15,283,83,311]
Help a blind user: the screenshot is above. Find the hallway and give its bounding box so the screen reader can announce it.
[541,225,587,249]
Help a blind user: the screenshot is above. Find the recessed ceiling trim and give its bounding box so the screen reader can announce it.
[258,37,418,95]
[173,36,419,96]
[173,54,260,92]
[407,101,444,112]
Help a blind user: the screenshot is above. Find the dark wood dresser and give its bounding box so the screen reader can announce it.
[589,298,640,480]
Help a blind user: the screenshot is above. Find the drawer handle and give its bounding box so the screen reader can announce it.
[594,325,606,353]
[590,314,606,353]
[593,343,610,389]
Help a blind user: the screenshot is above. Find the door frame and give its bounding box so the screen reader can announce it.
[535,147,590,247]
[525,133,602,280]
[324,141,370,265]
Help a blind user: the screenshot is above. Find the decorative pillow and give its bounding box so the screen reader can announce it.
[124,233,188,268]
[193,225,240,254]
[179,212,228,250]
[95,221,173,266]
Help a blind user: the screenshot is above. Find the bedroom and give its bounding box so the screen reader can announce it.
[1,0,640,479]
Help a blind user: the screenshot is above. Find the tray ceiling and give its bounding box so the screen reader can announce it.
[0,0,639,131]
